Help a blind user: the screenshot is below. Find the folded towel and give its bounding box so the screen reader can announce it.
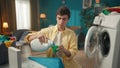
[28,57,64,68]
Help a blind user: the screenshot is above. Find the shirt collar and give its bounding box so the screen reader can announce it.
[54,24,68,33]
[54,25,58,32]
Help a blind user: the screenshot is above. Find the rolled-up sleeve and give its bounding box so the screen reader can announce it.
[24,27,51,43]
[24,31,40,43]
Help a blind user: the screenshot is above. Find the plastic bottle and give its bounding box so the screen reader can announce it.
[30,38,58,52]
[30,39,53,52]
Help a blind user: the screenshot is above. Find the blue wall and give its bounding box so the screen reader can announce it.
[39,0,82,27]
[39,0,120,34]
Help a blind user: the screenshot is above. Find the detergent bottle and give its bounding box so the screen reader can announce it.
[30,38,57,52]
[30,31,62,53]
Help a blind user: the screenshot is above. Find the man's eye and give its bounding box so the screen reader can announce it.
[63,18,66,21]
[58,18,61,20]
[58,17,67,21]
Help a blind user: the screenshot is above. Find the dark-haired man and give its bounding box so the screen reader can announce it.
[25,6,79,68]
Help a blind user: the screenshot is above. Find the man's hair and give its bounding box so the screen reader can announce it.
[56,6,70,19]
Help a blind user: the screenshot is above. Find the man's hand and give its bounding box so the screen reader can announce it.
[56,44,71,57]
[37,34,48,44]
[28,33,48,44]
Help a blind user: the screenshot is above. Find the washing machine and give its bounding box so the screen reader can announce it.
[84,13,120,68]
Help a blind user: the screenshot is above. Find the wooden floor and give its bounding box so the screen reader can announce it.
[74,50,96,68]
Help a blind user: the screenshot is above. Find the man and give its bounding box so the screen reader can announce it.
[25,6,79,68]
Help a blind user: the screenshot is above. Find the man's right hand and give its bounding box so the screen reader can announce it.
[27,32,48,44]
[37,34,48,44]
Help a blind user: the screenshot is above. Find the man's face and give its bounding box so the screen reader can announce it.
[56,15,69,29]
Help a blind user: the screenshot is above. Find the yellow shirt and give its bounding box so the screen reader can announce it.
[25,25,79,68]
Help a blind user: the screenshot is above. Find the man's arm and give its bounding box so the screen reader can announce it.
[24,32,40,43]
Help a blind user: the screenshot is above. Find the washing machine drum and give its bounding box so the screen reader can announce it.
[99,31,110,57]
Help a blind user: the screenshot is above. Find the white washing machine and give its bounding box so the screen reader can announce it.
[84,13,120,68]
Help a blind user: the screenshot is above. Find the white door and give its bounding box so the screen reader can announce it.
[84,26,99,58]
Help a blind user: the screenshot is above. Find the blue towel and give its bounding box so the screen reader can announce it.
[28,57,64,68]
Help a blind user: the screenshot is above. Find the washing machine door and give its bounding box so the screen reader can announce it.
[84,26,98,58]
